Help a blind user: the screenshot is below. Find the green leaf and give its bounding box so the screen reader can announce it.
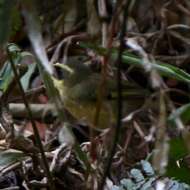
[0,60,15,93]
[169,138,188,159]
[152,62,190,84]
[168,103,190,125]
[0,149,27,167]
[0,45,32,95]
[166,137,190,184]
[130,169,145,183]
[21,62,36,91]
[112,159,190,189]
[120,179,136,190]
[79,42,190,84]
[140,160,155,177]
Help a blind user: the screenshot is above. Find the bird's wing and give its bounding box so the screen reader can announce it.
[67,75,100,101]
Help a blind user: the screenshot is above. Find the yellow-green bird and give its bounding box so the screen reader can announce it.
[54,58,147,129]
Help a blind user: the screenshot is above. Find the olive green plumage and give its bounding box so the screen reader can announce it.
[54,60,147,129]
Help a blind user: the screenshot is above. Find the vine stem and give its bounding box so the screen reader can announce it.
[6,45,55,190]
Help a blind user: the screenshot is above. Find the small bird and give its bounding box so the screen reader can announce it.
[54,59,148,129]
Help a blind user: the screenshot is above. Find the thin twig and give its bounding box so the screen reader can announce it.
[6,46,55,190]
[98,1,130,189]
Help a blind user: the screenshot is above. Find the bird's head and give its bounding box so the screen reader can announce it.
[54,61,93,87]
